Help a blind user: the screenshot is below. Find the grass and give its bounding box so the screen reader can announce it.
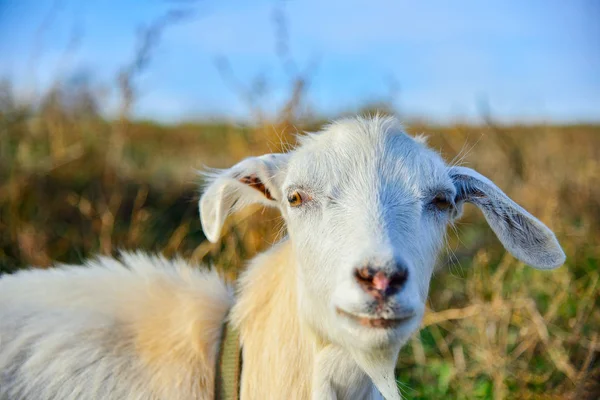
[0,82,598,399]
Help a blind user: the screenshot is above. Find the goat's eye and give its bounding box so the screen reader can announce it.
[431,194,452,211]
[287,191,305,207]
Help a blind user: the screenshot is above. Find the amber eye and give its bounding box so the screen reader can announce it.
[431,194,452,211]
[287,191,304,207]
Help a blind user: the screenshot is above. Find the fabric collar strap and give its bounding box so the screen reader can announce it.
[214,317,242,400]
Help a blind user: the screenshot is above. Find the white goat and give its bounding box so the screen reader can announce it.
[0,116,565,400]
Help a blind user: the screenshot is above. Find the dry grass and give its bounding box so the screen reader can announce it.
[0,80,598,399]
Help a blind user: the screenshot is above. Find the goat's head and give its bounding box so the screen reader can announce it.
[200,116,564,382]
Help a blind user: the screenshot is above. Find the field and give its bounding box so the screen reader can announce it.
[0,83,599,399]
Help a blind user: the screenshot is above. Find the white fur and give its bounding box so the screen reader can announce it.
[0,253,232,400]
[0,116,565,400]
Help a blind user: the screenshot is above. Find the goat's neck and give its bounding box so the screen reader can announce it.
[230,240,380,400]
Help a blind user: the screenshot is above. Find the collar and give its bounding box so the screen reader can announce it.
[214,316,242,400]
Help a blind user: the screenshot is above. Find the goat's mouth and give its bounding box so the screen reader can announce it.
[335,307,415,329]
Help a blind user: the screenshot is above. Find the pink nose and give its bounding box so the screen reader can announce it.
[372,272,391,291]
[354,265,409,300]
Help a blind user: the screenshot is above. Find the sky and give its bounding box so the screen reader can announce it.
[0,0,599,123]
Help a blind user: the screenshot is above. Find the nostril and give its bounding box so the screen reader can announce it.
[389,267,409,291]
[354,267,376,295]
[355,266,374,283]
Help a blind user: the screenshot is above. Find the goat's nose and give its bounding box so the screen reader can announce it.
[354,264,409,300]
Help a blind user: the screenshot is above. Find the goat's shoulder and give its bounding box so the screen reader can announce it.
[0,253,233,399]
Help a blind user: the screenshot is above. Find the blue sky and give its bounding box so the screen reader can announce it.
[1,0,599,123]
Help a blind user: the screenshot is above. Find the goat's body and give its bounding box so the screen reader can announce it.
[0,253,232,400]
[0,244,379,400]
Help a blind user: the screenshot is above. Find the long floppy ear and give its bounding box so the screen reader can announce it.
[200,153,289,243]
[449,166,565,269]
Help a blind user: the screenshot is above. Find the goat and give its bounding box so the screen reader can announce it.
[0,116,565,400]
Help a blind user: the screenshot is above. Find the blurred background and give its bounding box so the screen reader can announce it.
[0,0,598,398]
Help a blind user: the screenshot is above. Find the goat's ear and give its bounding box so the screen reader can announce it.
[449,166,565,269]
[200,153,289,243]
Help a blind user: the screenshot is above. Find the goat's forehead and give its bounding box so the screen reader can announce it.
[286,118,449,189]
